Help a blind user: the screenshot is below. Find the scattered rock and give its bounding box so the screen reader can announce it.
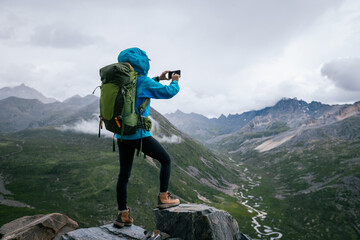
[153,203,249,240]
[0,213,78,240]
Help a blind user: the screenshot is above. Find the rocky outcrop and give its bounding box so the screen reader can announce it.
[153,204,249,240]
[1,204,250,240]
[61,204,250,240]
[0,213,78,240]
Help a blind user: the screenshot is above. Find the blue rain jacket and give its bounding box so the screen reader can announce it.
[115,47,180,140]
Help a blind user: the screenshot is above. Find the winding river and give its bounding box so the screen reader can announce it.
[235,165,283,240]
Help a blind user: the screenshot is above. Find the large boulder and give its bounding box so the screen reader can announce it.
[0,213,78,240]
[153,204,249,240]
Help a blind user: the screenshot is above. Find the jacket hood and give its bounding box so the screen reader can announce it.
[117,47,150,76]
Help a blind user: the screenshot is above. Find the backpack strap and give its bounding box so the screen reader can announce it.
[119,91,127,142]
[139,98,150,113]
[136,98,150,157]
[119,62,136,143]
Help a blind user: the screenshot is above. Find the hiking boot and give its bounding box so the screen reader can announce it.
[157,191,180,209]
[113,208,133,228]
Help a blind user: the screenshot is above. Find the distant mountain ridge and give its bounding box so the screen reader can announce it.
[165,98,360,152]
[0,84,99,132]
[0,96,99,133]
[0,84,57,104]
[63,94,99,106]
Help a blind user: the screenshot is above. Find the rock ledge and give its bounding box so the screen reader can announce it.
[153,203,249,240]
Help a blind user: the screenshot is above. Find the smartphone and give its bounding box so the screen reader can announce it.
[168,70,181,79]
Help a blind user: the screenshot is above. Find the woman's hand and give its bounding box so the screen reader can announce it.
[159,71,170,80]
[171,73,180,82]
[159,70,180,82]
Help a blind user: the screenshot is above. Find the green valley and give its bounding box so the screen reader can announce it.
[0,128,255,235]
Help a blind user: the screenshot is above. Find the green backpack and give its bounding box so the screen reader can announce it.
[97,62,149,144]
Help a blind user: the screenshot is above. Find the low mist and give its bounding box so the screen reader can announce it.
[58,117,182,144]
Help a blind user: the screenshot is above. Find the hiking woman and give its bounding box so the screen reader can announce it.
[114,47,180,228]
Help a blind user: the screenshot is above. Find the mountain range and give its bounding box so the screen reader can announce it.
[165,98,360,153]
[1,84,359,239]
[0,88,99,133]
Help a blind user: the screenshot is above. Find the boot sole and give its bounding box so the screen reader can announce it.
[157,203,180,209]
[113,221,132,228]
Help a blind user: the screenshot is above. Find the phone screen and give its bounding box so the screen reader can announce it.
[168,70,181,79]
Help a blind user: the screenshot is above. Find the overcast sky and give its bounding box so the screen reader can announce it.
[0,0,359,117]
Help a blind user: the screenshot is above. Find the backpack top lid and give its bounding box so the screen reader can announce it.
[117,47,150,76]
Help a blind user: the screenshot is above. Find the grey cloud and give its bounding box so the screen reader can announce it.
[30,23,98,48]
[321,58,360,91]
[0,12,24,40]
[175,0,344,51]
[0,27,14,39]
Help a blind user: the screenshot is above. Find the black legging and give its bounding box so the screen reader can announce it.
[116,136,171,210]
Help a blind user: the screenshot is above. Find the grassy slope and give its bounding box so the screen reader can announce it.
[0,128,253,234]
